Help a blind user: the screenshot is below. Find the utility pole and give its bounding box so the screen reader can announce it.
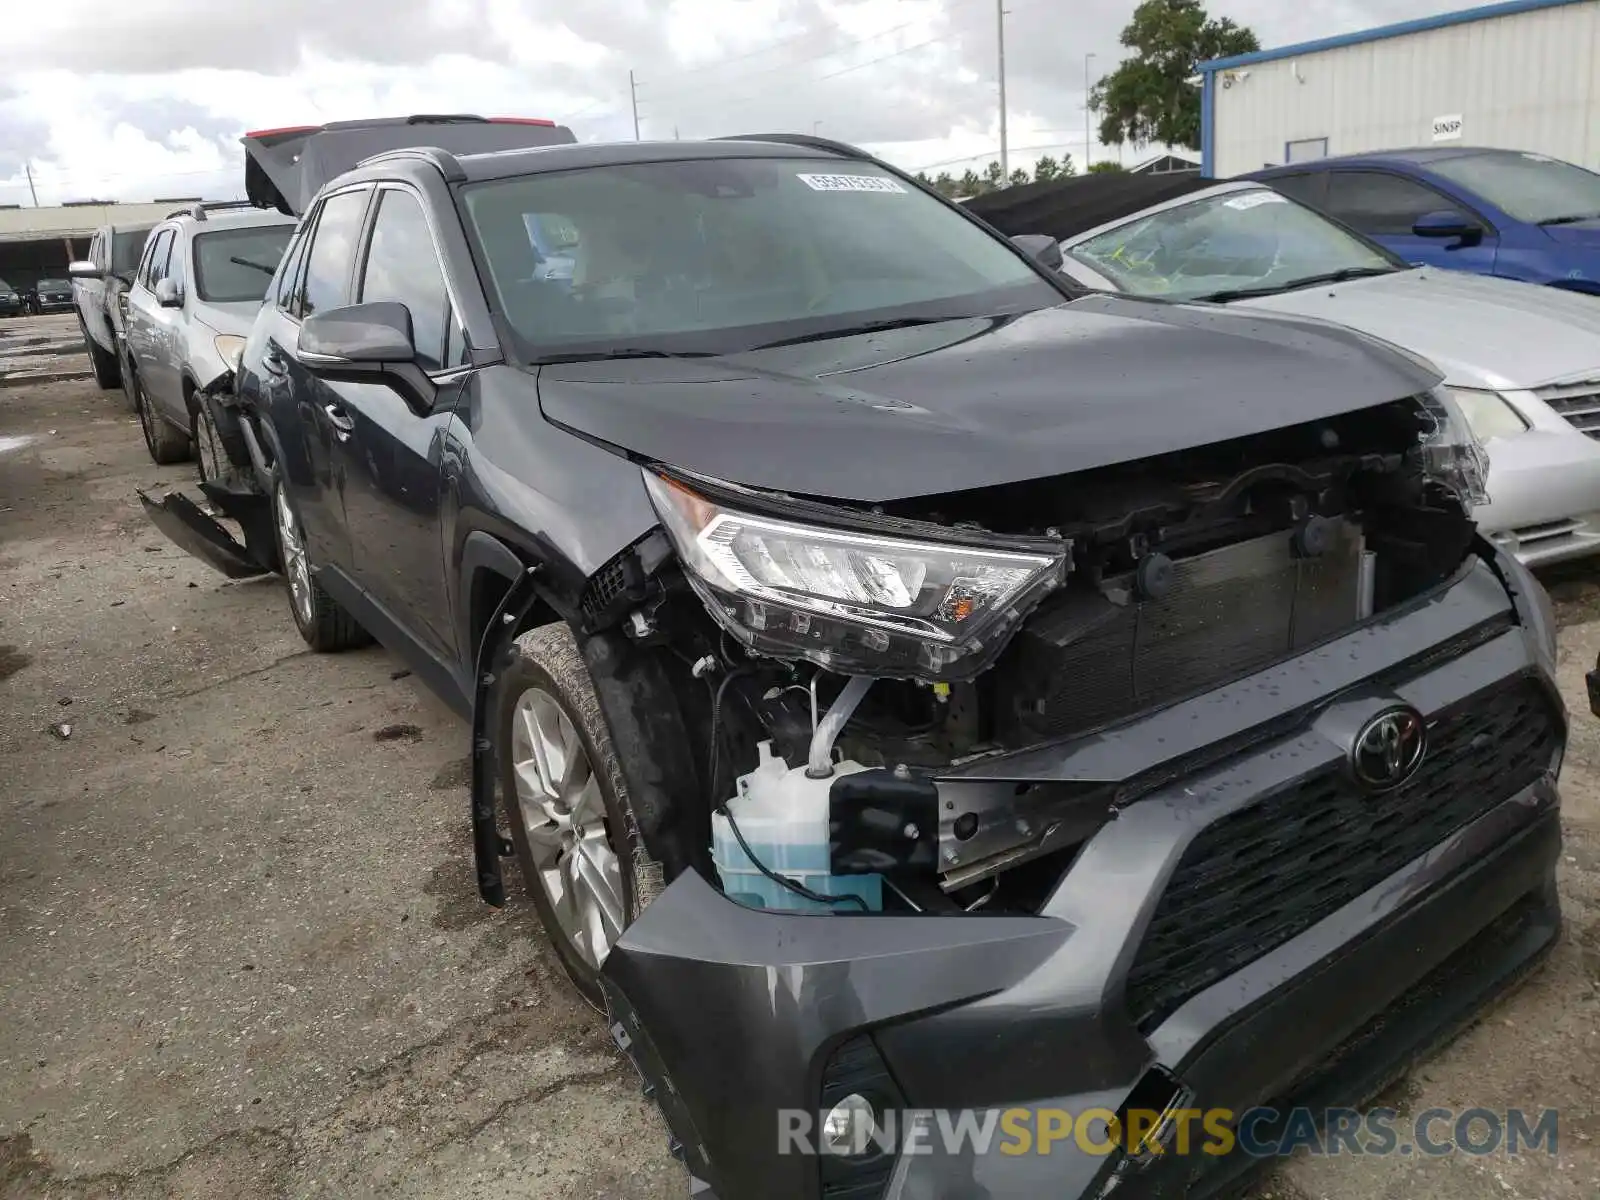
[24,162,39,207]
[629,70,641,140]
[1084,53,1096,171]
[996,0,1009,178]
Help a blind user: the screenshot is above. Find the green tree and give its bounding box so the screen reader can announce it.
[1087,161,1126,173]
[914,171,932,187]
[1089,0,1257,150]
[958,168,983,196]
[933,171,957,196]
[1033,155,1060,181]
[982,160,1005,191]
[1008,166,1031,187]
[1057,153,1078,176]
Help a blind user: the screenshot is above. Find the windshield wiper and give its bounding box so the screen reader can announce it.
[746,315,957,351]
[531,348,719,365]
[1538,212,1600,227]
[229,256,278,277]
[1194,266,1398,303]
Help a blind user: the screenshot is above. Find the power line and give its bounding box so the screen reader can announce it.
[910,138,1093,174]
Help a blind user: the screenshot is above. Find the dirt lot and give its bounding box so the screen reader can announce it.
[2,314,1599,1200]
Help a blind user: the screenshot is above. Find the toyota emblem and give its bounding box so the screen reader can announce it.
[1350,706,1427,791]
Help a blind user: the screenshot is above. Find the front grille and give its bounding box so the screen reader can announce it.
[1124,678,1560,1032]
[1535,378,1600,440]
[995,521,1364,743]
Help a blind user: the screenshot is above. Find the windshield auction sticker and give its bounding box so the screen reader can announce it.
[796,173,908,193]
[1223,192,1287,210]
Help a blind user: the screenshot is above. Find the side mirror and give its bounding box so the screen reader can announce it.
[298,301,416,369]
[297,301,436,411]
[68,260,103,280]
[1412,210,1483,245]
[1010,233,1065,271]
[155,278,182,308]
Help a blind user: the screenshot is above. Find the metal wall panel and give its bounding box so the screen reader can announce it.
[1211,1,1600,176]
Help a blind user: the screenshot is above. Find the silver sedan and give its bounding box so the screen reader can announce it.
[1057,179,1600,568]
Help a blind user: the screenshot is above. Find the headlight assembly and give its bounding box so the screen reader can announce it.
[643,470,1067,679]
[1417,385,1492,510]
[1443,386,1528,442]
[214,334,247,374]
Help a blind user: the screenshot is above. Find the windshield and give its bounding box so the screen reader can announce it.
[1066,188,1399,302]
[193,225,295,303]
[459,156,1059,357]
[111,230,152,280]
[1428,150,1600,224]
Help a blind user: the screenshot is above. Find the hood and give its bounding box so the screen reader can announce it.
[1241,267,1600,390]
[192,299,264,339]
[1238,267,1600,390]
[537,294,1440,503]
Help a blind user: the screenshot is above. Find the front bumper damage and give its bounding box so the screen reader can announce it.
[601,555,1566,1200]
[138,483,273,579]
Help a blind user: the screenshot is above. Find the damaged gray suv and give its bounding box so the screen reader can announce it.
[142,132,1567,1200]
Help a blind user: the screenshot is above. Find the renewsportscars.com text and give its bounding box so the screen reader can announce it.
[779,1106,1560,1159]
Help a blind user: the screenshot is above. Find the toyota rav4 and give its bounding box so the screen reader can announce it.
[141,132,1568,1200]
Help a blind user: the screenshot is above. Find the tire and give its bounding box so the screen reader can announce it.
[82,321,121,390]
[118,343,139,413]
[189,390,246,487]
[496,623,665,1009]
[132,372,192,465]
[269,474,371,652]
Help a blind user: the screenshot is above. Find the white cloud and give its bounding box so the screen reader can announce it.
[0,0,1484,206]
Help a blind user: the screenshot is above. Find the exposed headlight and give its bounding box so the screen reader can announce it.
[1417,386,1492,510]
[644,470,1067,679]
[214,334,247,374]
[1444,386,1528,441]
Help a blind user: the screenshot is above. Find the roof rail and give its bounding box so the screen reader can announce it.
[166,199,259,221]
[354,145,468,183]
[714,132,871,159]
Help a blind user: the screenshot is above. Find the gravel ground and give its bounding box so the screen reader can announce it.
[2,314,1598,1200]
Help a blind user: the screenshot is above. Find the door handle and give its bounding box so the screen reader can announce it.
[322,403,355,437]
[261,348,288,376]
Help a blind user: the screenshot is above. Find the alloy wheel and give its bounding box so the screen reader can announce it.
[273,484,314,628]
[510,686,627,970]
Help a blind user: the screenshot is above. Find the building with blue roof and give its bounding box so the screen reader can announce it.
[1196,0,1600,178]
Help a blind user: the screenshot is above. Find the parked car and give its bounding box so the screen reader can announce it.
[121,201,297,467]
[30,277,75,314]
[142,132,1568,1200]
[1050,178,1600,567]
[1249,146,1600,294]
[0,279,21,317]
[68,220,156,394]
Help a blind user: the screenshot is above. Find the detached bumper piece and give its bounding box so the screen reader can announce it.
[602,559,1565,1200]
[138,486,273,579]
[1588,657,1600,717]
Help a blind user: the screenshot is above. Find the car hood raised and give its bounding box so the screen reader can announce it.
[1239,267,1600,390]
[537,294,1439,503]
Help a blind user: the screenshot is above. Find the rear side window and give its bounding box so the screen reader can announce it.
[300,189,370,318]
[1321,171,1452,235]
[358,189,451,371]
[1263,173,1324,208]
[273,222,311,313]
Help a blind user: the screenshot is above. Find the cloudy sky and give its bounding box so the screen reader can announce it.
[0,0,1471,207]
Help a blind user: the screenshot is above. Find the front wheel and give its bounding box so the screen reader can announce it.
[270,475,370,652]
[497,624,664,1009]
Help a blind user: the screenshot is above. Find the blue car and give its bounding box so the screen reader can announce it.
[1248,146,1600,296]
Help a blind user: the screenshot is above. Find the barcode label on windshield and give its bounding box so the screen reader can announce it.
[796,173,908,193]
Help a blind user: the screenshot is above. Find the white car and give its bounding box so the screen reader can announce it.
[1057,179,1600,567]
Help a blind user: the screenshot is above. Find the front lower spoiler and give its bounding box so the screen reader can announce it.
[137,485,272,579]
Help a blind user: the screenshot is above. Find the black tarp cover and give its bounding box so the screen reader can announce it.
[960,172,1218,242]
